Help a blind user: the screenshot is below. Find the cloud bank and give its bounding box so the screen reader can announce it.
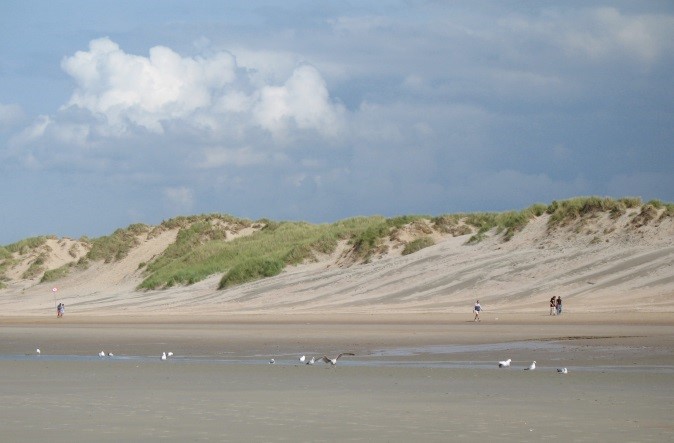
[1,3,673,243]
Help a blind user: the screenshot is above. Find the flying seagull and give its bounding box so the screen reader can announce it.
[318,353,355,365]
[498,359,511,368]
[557,368,568,374]
[167,352,174,357]
[524,361,536,370]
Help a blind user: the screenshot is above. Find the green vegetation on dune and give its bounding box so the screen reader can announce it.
[402,237,435,255]
[459,203,545,244]
[546,196,642,226]
[0,247,11,260]
[139,216,400,290]
[84,223,150,263]
[41,264,72,282]
[2,196,672,291]
[5,236,48,255]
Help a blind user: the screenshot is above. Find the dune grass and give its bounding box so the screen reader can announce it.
[3,196,672,291]
[139,216,396,290]
[41,264,72,283]
[84,223,150,263]
[5,236,48,255]
[546,196,642,226]
[402,237,435,255]
[21,253,47,279]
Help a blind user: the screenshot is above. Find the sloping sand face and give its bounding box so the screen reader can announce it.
[1,315,673,441]
[2,211,673,316]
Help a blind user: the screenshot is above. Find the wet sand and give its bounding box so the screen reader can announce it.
[1,313,673,441]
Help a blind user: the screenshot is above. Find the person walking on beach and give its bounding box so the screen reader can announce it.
[473,300,481,322]
[57,303,65,318]
[556,296,562,315]
[550,296,557,316]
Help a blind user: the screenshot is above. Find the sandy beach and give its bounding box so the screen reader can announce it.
[2,314,673,441]
[1,210,673,440]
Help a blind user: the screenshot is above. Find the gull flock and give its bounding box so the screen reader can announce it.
[32,347,567,373]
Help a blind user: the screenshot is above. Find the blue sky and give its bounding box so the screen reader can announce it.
[1,1,673,244]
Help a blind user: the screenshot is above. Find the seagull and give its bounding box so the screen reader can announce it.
[318,353,355,365]
[299,355,306,363]
[498,359,511,368]
[36,348,41,355]
[524,361,536,370]
[161,352,167,361]
[107,352,114,357]
[167,352,174,357]
[306,357,316,365]
[269,358,275,364]
[98,351,106,357]
[557,368,568,374]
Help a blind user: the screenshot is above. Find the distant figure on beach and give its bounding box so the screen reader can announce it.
[58,303,65,318]
[473,300,481,322]
[556,296,562,315]
[550,296,557,316]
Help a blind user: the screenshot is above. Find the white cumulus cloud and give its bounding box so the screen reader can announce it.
[61,37,237,134]
[57,38,345,141]
[253,65,345,138]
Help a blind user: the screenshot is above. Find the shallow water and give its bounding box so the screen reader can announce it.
[3,343,673,373]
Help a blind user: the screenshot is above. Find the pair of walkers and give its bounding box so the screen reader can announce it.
[549,296,562,315]
[57,302,65,318]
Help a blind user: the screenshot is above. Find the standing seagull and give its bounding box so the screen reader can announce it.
[524,361,536,370]
[299,355,306,363]
[557,368,568,374]
[498,359,511,368]
[318,353,355,365]
[161,352,167,361]
[36,348,41,355]
[306,357,316,365]
[98,351,106,357]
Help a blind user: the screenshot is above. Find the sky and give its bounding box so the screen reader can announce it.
[1,1,673,244]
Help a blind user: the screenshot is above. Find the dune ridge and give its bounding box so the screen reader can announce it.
[1,203,673,316]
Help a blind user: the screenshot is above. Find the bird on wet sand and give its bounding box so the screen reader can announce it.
[498,359,511,368]
[524,361,536,370]
[318,353,355,365]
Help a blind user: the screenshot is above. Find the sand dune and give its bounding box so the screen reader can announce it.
[1,210,673,317]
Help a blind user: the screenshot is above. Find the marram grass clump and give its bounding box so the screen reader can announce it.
[402,237,435,255]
